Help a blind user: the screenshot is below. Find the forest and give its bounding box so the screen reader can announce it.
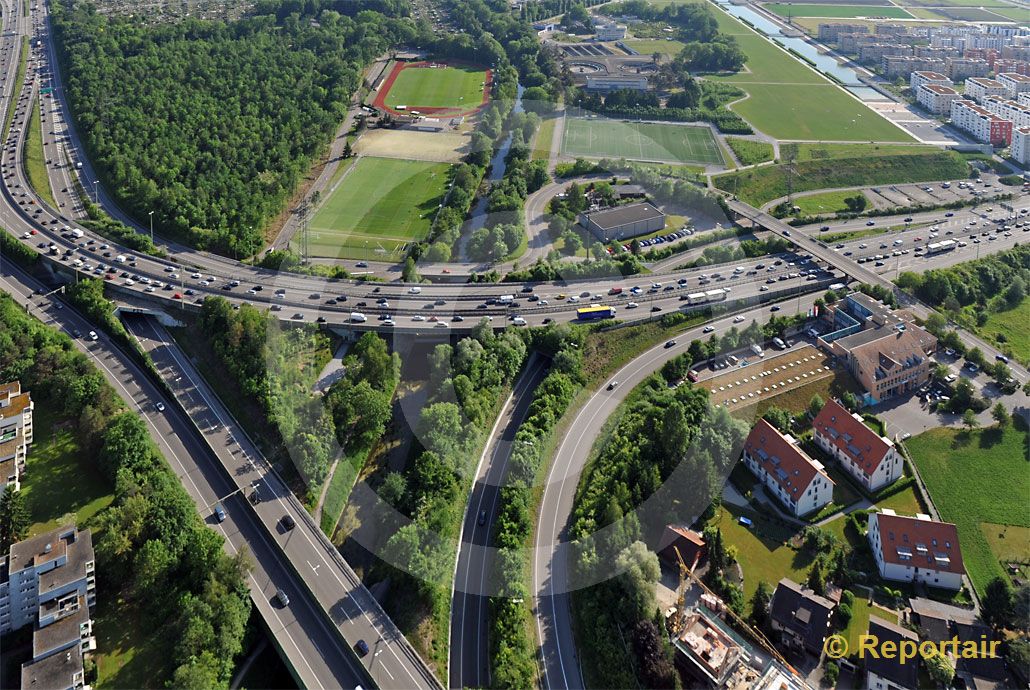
[0,293,251,689]
[51,0,420,256]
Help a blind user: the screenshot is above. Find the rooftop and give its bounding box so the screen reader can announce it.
[580,202,664,231]
[743,419,831,500]
[39,530,93,595]
[923,84,959,95]
[998,72,1030,82]
[9,527,71,573]
[812,399,893,478]
[34,596,90,659]
[770,578,836,652]
[865,618,919,690]
[873,510,964,575]
[914,70,949,79]
[21,644,83,690]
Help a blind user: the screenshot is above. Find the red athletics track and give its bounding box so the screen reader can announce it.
[369,60,492,118]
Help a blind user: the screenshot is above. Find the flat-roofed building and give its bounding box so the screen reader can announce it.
[0,381,32,494]
[812,399,902,491]
[1012,126,1030,165]
[867,509,964,590]
[578,202,665,240]
[946,57,990,80]
[965,77,1008,102]
[584,74,647,91]
[950,99,1014,146]
[917,83,961,115]
[21,644,87,690]
[595,21,626,41]
[910,70,952,91]
[997,71,1030,98]
[982,95,1030,127]
[741,419,834,517]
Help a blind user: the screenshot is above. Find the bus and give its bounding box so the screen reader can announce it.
[577,305,616,321]
[925,239,956,255]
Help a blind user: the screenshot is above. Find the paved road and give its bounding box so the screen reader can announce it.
[449,355,548,689]
[0,261,371,690]
[125,316,443,690]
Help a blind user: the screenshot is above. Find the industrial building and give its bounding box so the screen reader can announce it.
[578,202,665,240]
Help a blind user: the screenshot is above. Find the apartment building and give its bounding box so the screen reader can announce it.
[993,59,1029,76]
[812,399,903,492]
[965,77,1008,102]
[917,84,962,115]
[983,95,1030,127]
[946,57,990,80]
[859,43,911,64]
[1,526,96,689]
[1021,91,1030,106]
[741,419,834,517]
[1012,126,1030,165]
[910,70,952,91]
[997,71,1030,98]
[867,510,965,590]
[0,381,33,494]
[882,55,944,79]
[818,23,867,42]
[951,99,1014,146]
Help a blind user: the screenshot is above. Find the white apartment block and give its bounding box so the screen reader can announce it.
[951,99,1014,145]
[595,22,626,41]
[0,381,33,494]
[997,72,1030,98]
[1020,91,1030,106]
[867,510,965,590]
[1012,126,1030,165]
[965,77,1008,102]
[910,70,952,91]
[917,84,962,115]
[983,95,1030,127]
[812,399,903,492]
[741,419,834,517]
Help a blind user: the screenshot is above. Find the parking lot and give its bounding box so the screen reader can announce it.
[700,345,834,409]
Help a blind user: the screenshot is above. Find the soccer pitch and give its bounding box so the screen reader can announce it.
[383,65,488,111]
[303,157,451,260]
[561,118,725,165]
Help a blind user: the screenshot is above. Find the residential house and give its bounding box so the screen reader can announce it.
[864,617,919,690]
[769,578,836,656]
[741,419,834,517]
[867,510,964,590]
[812,399,902,492]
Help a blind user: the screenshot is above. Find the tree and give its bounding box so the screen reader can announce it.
[631,620,676,689]
[1004,275,1026,308]
[379,472,407,509]
[925,650,955,685]
[982,577,1014,628]
[807,559,826,596]
[342,140,353,159]
[748,581,773,634]
[808,394,825,419]
[962,408,979,432]
[402,257,421,283]
[836,602,853,627]
[614,541,661,623]
[0,489,29,552]
[991,403,1010,428]
[844,194,867,213]
[762,406,792,433]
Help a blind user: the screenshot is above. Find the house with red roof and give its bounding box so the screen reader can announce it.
[741,419,834,518]
[867,509,964,590]
[812,399,902,492]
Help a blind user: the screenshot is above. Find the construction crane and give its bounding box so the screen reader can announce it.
[671,545,802,679]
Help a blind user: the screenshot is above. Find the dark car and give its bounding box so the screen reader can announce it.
[281,514,296,531]
[355,640,370,657]
[478,510,487,526]
[995,354,1010,364]
[664,340,676,348]
[770,305,781,312]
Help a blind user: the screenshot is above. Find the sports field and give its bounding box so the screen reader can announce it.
[562,118,725,165]
[303,157,451,260]
[382,64,488,112]
[764,2,912,17]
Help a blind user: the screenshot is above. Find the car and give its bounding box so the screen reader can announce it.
[478,510,487,526]
[733,315,745,323]
[281,514,296,531]
[650,305,662,312]
[626,302,639,309]
[607,381,619,391]
[452,315,465,322]
[866,221,875,226]
[275,589,290,607]
[945,348,955,356]
[355,640,370,657]
[155,402,165,412]
[213,503,226,522]
[819,226,830,232]
[995,354,1009,364]
[355,261,368,268]
[664,340,677,348]
[88,330,98,341]
[703,325,715,334]
[770,305,781,312]
[292,313,304,320]
[944,212,954,217]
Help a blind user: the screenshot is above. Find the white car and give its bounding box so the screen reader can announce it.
[733,315,745,323]
[191,272,202,279]
[703,325,715,333]
[626,302,639,308]
[411,315,426,322]
[759,285,769,291]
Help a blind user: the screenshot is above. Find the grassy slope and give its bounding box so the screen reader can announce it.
[532,113,558,161]
[906,422,1030,596]
[24,95,57,209]
[2,36,27,141]
[384,65,487,109]
[713,150,968,206]
[979,298,1030,365]
[726,137,774,166]
[794,190,856,215]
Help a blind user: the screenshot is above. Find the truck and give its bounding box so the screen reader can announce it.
[114,255,127,263]
[70,228,83,239]
[350,312,367,323]
[925,239,957,255]
[498,294,514,305]
[608,286,623,295]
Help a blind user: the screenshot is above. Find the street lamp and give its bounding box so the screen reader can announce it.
[148,210,154,243]
[92,180,98,204]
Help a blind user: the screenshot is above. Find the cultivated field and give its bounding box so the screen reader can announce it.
[354,128,469,163]
[382,63,488,112]
[562,118,725,165]
[302,157,451,260]
[764,3,913,17]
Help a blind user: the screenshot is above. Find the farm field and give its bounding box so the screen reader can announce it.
[764,3,912,17]
[303,157,451,260]
[703,5,916,141]
[979,298,1029,364]
[562,117,725,165]
[906,422,1030,596]
[382,64,488,111]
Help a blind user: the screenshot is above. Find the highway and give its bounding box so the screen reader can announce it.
[449,355,549,689]
[125,316,443,690]
[0,260,372,690]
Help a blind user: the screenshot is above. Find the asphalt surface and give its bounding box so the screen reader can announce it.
[0,261,371,690]
[449,355,549,689]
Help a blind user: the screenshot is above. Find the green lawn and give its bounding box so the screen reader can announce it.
[303,157,451,260]
[820,227,891,244]
[94,596,173,689]
[715,502,814,607]
[765,3,912,17]
[19,409,113,538]
[906,422,1030,596]
[383,65,487,111]
[622,37,687,57]
[704,6,915,141]
[875,484,926,516]
[318,447,362,536]
[839,595,896,652]
[562,118,725,165]
[726,137,774,166]
[24,95,57,210]
[984,6,1030,20]
[979,298,1030,365]
[532,114,559,161]
[794,190,858,216]
[713,150,968,206]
